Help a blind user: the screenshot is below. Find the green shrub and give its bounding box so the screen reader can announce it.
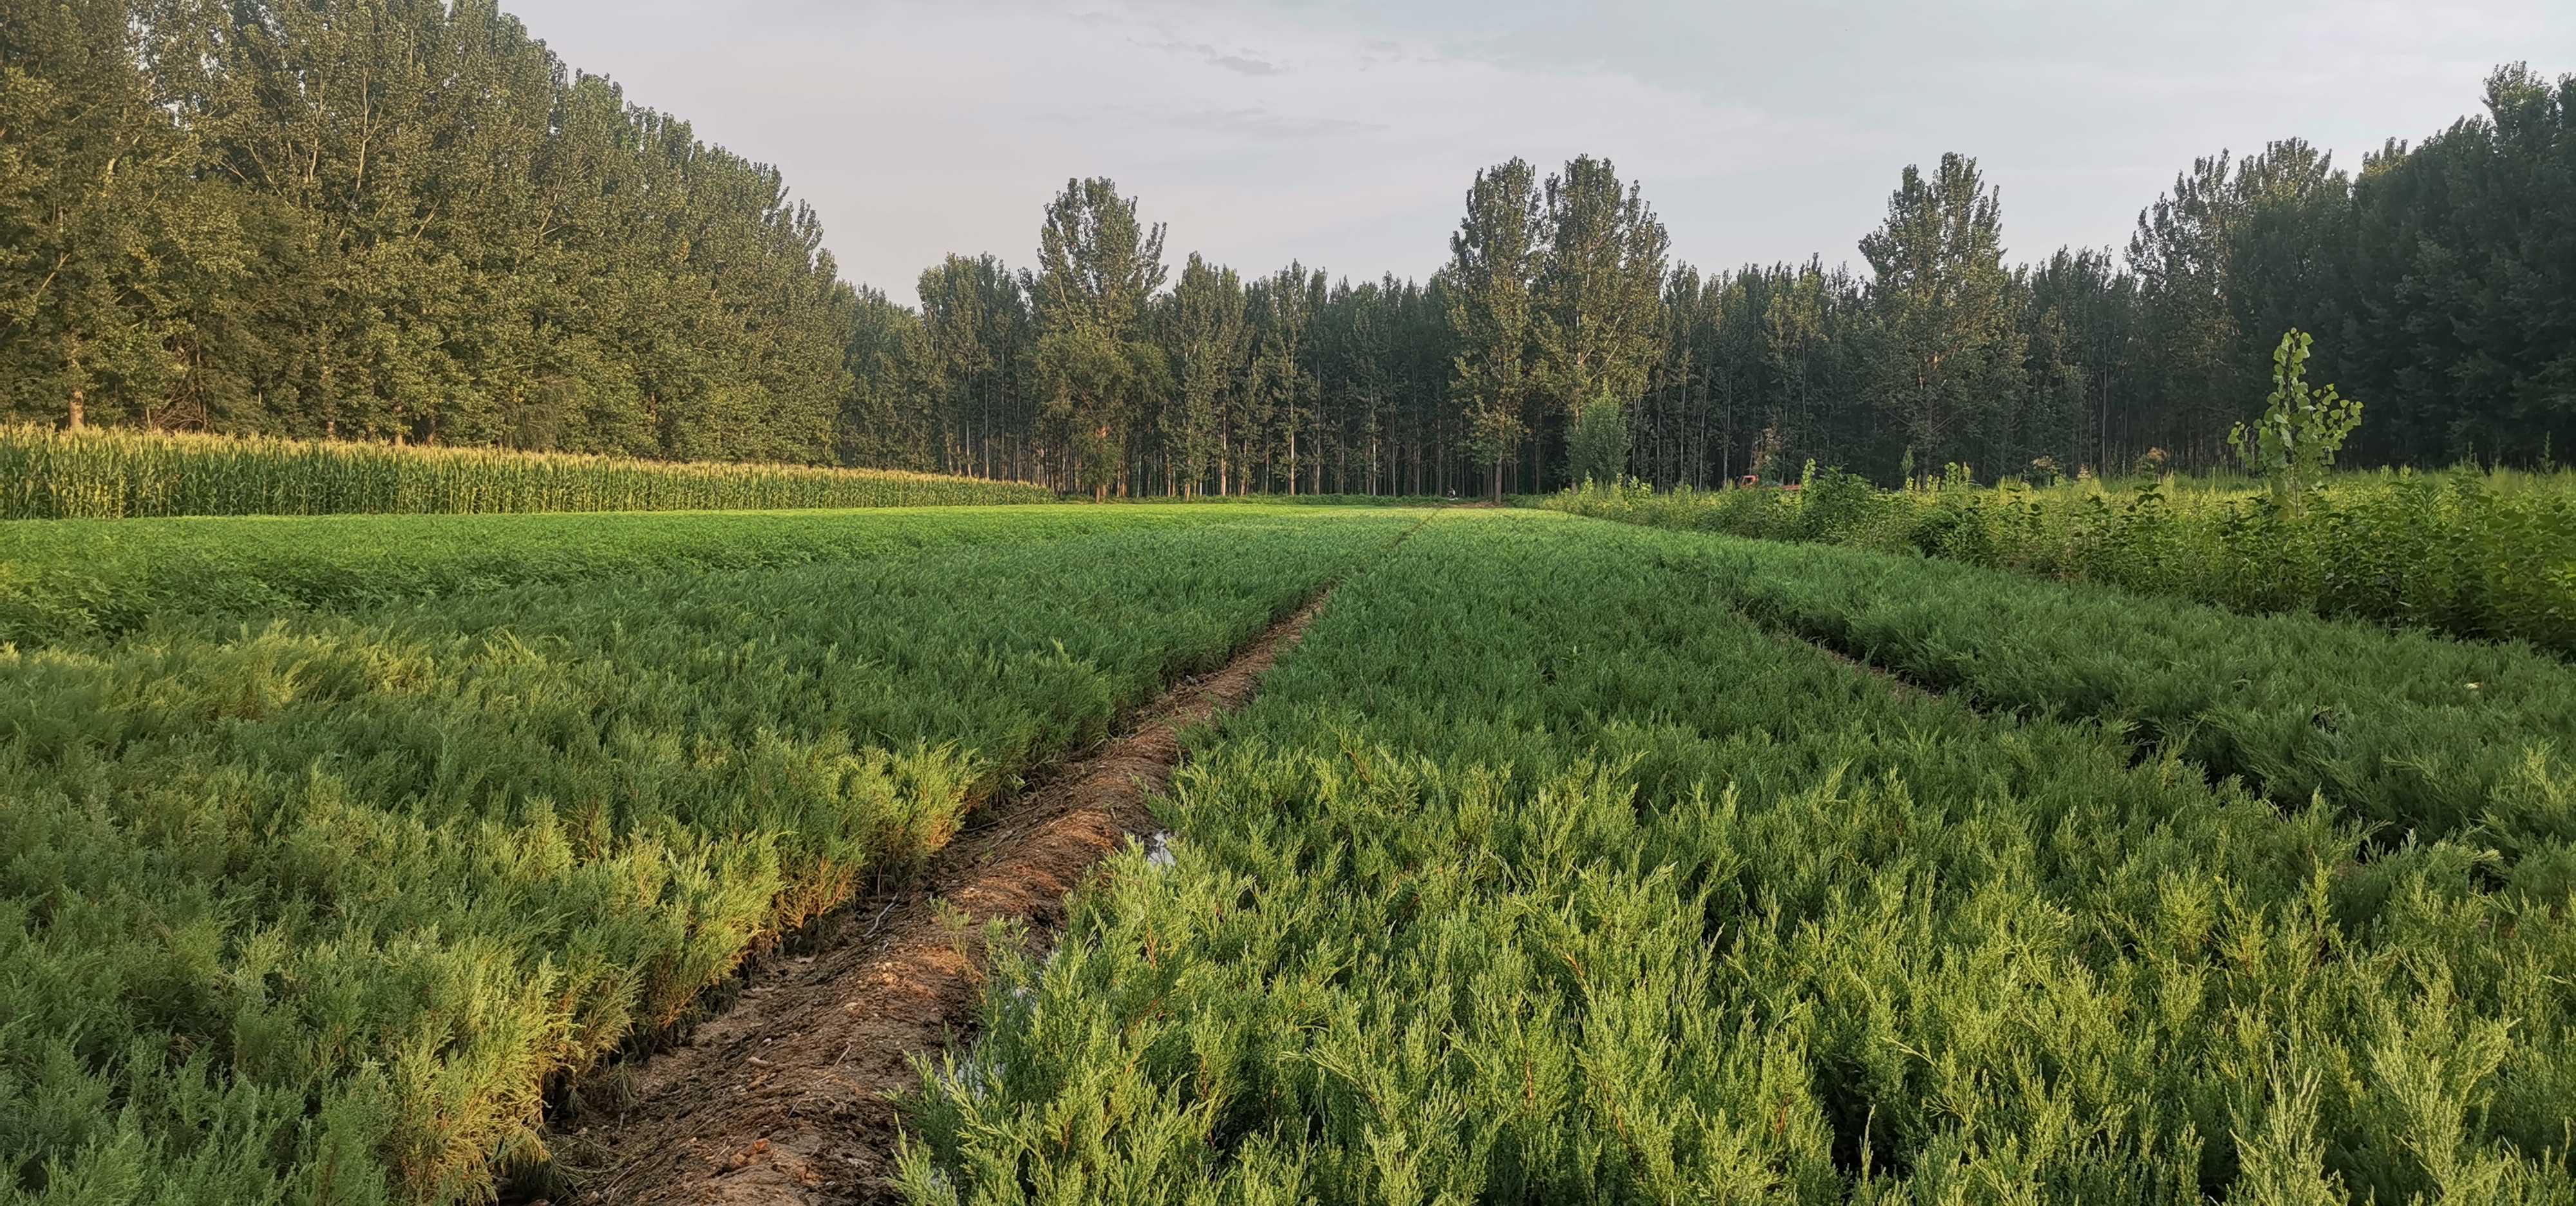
[0,509,1416,1203]
[903,512,2576,1203]
[1541,467,2576,655]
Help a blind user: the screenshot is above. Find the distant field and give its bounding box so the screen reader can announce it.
[0,425,1051,519]
[1545,466,2576,654]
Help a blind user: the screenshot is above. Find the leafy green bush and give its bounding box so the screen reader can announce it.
[1566,394,1631,488]
[1544,467,2576,654]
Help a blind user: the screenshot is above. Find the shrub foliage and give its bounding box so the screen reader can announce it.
[903,511,2576,1203]
[0,508,1416,1203]
[1544,468,2576,655]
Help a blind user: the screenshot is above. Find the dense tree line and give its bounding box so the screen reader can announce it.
[1631,64,2576,486]
[7,4,2569,490]
[5,0,855,461]
[895,58,2571,497]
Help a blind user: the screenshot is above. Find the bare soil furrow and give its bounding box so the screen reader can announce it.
[558,590,1335,1205]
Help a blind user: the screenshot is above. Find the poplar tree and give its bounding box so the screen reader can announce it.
[1634,265,1705,488]
[2023,247,2132,471]
[919,253,1037,476]
[1248,263,1323,495]
[1861,153,2025,474]
[2126,153,2247,465]
[0,0,239,429]
[1325,276,1398,494]
[1029,177,1168,498]
[1533,155,1669,485]
[838,286,933,469]
[1166,254,1248,497]
[1445,158,1541,499]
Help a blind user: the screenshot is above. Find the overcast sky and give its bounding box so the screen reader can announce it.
[510,0,2572,298]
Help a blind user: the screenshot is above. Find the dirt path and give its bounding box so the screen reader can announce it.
[557,591,1335,1206]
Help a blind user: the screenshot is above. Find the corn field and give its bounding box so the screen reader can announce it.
[0,425,1052,519]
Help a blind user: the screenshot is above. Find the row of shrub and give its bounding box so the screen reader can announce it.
[1542,467,2576,655]
[0,506,1275,649]
[1,510,1416,1203]
[901,512,2576,1201]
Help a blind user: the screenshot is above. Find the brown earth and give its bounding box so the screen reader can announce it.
[554,591,1334,1206]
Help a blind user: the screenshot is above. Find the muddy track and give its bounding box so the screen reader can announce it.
[553,589,1338,1205]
